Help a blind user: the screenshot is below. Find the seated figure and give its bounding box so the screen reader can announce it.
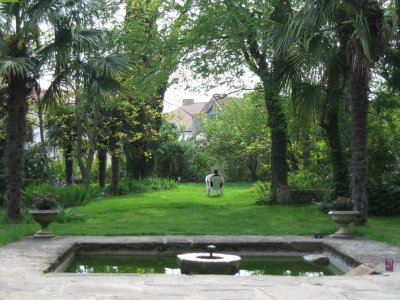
[205,169,224,197]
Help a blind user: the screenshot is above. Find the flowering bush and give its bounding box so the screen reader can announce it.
[31,192,61,210]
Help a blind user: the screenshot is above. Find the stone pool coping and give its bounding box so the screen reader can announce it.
[1,235,399,299]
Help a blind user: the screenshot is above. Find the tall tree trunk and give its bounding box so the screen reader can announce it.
[320,78,350,200]
[98,148,107,188]
[75,103,100,186]
[262,83,289,200]
[5,78,29,221]
[75,107,88,183]
[321,110,350,199]
[65,143,73,185]
[246,154,258,181]
[349,72,369,225]
[111,153,120,195]
[38,106,54,185]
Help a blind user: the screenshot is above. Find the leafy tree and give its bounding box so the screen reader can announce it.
[97,99,140,194]
[379,0,400,95]
[185,0,291,198]
[201,92,270,181]
[368,91,400,184]
[154,119,196,180]
[72,54,130,185]
[123,100,161,179]
[46,105,77,185]
[122,0,193,178]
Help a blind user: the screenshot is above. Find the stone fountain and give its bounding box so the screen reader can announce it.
[177,245,241,275]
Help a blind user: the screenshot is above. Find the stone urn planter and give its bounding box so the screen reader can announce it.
[29,209,60,238]
[328,210,359,239]
[29,192,61,238]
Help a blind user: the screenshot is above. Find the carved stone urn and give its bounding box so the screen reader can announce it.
[29,209,59,238]
[328,211,360,239]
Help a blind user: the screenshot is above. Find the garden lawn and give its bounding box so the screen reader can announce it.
[1,183,400,247]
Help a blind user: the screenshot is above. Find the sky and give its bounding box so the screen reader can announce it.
[163,67,259,112]
[39,68,259,113]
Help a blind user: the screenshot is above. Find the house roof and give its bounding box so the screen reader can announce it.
[168,102,208,129]
[201,94,238,114]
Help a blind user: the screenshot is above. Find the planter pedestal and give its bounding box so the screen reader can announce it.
[29,210,59,238]
[328,211,359,239]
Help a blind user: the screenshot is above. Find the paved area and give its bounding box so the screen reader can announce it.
[0,235,399,299]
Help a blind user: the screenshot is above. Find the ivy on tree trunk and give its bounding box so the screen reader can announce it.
[263,84,289,200]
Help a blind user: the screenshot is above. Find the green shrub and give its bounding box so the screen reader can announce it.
[251,181,273,205]
[288,167,329,189]
[24,144,49,186]
[57,184,103,207]
[23,184,104,208]
[117,178,147,194]
[367,185,400,216]
[23,184,53,207]
[116,177,177,195]
[144,177,177,190]
[56,208,86,223]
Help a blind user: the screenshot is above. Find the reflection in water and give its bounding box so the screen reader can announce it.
[77,265,94,273]
[299,272,324,277]
[66,255,342,276]
[76,264,326,277]
[165,268,181,274]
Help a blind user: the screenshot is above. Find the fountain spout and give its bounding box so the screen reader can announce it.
[177,245,241,275]
[207,245,216,258]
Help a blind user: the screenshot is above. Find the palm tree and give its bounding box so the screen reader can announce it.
[275,20,351,201]
[286,0,385,224]
[0,0,104,221]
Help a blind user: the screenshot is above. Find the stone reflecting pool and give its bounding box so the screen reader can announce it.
[62,253,343,276]
[2,236,400,299]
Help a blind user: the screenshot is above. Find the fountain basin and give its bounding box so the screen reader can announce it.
[177,252,241,274]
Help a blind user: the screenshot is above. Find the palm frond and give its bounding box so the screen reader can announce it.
[0,57,36,78]
[81,54,130,100]
[25,0,63,33]
[38,28,104,74]
[71,29,104,52]
[38,42,69,70]
[0,1,19,16]
[84,54,131,80]
[0,1,19,34]
[86,78,120,100]
[275,46,307,89]
[41,73,65,109]
[351,11,372,61]
[293,82,325,125]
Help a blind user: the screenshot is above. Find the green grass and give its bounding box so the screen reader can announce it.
[1,183,399,247]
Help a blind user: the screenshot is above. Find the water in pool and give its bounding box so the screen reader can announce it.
[63,254,343,276]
